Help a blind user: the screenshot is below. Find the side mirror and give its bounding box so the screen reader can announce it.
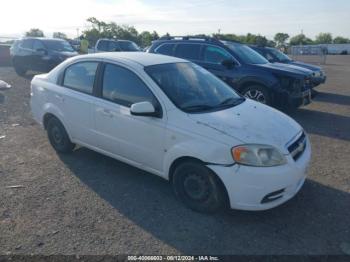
[221,59,235,69]
[130,101,160,117]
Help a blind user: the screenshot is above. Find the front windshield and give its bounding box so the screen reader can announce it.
[44,40,75,52]
[118,41,140,51]
[269,48,292,62]
[225,43,268,64]
[145,62,244,113]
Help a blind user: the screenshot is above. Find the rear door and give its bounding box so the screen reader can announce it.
[56,61,99,144]
[93,62,166,173]
[174,43,202,62]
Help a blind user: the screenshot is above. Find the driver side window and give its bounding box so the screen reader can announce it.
[203,45,232,64]
[102,64,156,107]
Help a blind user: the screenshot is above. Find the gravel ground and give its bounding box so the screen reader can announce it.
[0,56,349,255]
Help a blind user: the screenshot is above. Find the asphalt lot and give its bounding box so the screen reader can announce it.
[0,56,349,255]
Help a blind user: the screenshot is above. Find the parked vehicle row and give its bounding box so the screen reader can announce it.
[11,36,326,109]
[30,52,311,213]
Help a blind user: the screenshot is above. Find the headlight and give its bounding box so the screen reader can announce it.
[231,144,287,167]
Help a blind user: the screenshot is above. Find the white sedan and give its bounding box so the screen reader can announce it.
[30,52,311,213]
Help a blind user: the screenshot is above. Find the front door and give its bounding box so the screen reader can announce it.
[93,63,166,173]
[198,45,240,89]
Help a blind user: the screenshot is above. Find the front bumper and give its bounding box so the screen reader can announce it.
[208,136,311,211]
[288,88,312,108]
[312,76,327,87]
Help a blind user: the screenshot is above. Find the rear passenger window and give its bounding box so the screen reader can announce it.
[97,40,109,51]
[63,62,98,94]
[175,44,201,60]
[33,40,45,51]
[21,39,34,49]
[102,64,155,107]
[155,44,175,56]
[108,41,121,51]
[203,45,232,64]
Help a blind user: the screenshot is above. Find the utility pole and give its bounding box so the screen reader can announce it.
[76,28,80,39]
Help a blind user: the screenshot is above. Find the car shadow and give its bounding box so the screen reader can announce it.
[289,109,350,141]
[58,148,350,254]
[0,92,4,104]
[314,91,350,106]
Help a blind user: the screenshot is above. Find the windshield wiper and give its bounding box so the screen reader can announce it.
[182,104,215,112]
[218,97,245,107]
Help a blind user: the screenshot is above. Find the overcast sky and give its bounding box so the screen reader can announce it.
[1,0,350,39]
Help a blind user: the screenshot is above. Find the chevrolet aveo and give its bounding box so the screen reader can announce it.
[31,52,311,213]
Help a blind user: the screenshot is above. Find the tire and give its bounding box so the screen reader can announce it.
[311,89,318,98]
[14,64,26,76]
[172,161,226,213]
[242,85,272,105]
[47,117,75,153]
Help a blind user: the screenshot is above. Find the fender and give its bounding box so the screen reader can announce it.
[237,75,278,92]
[42,103,73,141]
[162,140,233,180]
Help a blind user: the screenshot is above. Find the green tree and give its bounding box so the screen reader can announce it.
[333,36,349,44]
[315,33,333,44]
[151,31,159,41]
[25,28,44,37]
[138,31,156,47]
[289,34,313,45]
[53,32,67,39]
[274,33,289,47]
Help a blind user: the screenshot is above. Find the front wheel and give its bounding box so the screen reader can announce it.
[242,85,272,105]
[47,117,75,153]
[172,161,226,213]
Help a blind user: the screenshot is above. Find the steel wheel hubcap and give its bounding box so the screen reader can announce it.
[244,89,266,104]
[52,126,63,145]
[183,173,209,201]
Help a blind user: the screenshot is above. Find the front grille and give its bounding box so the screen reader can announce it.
[288,132,306,161]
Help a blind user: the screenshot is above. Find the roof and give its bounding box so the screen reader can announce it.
[79,52,187,67]
[22,37,66,42]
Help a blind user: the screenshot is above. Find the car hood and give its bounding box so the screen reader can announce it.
[188,99,302,154]
[288,61,322,72]
[254,62,313,77]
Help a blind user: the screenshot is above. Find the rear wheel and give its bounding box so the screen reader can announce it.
[14,64,26,76]
[47,117,75,153]
[242,85,272,105]
[172,161,226,213]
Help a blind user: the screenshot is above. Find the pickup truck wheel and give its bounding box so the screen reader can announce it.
[242,85,271,105]
[47,117,75,153]
[172,161,225,213]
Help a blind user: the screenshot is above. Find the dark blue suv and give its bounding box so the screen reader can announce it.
[148,37,313,109]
